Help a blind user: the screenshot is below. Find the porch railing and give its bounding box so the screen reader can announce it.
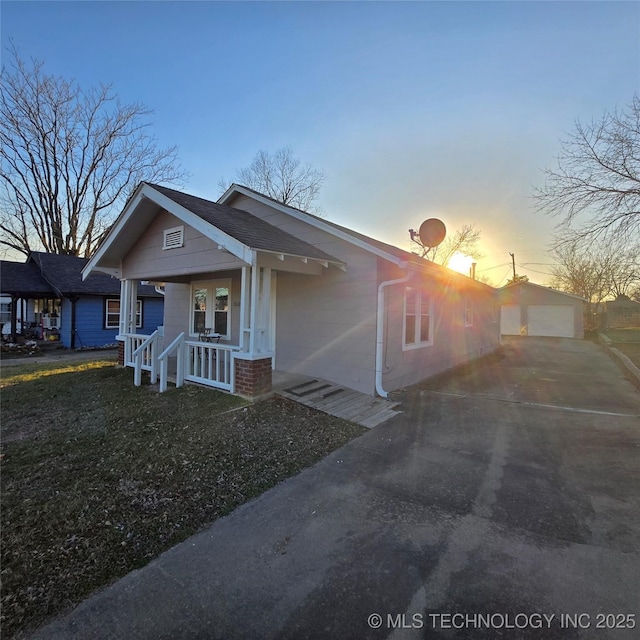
[184,341,239,392]
[131,330,159,386]
[125,331,239,393]
[158,332,185,393]
[124,333,151,367]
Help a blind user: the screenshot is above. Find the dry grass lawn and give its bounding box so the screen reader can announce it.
[0,358,365,639]
[602,328,640,367]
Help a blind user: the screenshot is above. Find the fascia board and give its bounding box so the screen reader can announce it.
[82,183,147,280]
[219,185,404,267]
[145,185,255,266]
[83,183,255,282]
[500,281,587,301]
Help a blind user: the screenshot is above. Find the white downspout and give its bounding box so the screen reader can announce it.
[375,268,414,398]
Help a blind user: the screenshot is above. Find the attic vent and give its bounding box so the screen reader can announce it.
[163,226,184,250]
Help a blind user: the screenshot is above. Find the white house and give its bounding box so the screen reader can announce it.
[83,182,500,397]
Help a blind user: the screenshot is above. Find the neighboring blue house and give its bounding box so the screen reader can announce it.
[0,252,164,348]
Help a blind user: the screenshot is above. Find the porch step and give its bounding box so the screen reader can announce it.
[277,378,401,429]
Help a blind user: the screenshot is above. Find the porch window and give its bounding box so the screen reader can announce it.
[106,299,142,329]
[403,287,433,349]
[191,279,231,339]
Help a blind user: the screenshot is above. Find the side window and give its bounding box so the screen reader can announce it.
[465,297,473,327]
[403,287,433,349]
[106,299,142,329]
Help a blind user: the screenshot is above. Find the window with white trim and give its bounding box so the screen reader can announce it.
[464,297,473,327]
[106,299,142,329]
[163,225,184,250]
[403,287,433,349]
[191,279,231,339]
[0,302,11,324]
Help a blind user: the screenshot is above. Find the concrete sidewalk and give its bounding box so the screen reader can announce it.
[28,339,640,640]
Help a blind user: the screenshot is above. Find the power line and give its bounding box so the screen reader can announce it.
[517,264,553,276]
[477,262,511,273]
[495,266,514,287]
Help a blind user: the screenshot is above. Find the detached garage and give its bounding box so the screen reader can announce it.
[498,282,585,339]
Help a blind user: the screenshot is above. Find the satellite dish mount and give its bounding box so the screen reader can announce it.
[409,218,447,248]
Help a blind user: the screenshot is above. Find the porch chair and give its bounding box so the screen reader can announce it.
[198,327,221,343]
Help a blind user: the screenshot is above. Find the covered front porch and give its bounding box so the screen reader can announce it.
[118,263,277,397]
[81,181,346,397]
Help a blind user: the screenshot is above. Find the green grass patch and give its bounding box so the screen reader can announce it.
[611,342,640,368]
[601,328,640,343]
[1,358,115,388]
[600,328,640,367]
[1,360,365,638]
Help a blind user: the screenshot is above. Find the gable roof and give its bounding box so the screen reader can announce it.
[85,181,493,292]
[148,184,340,264]
[219,183,417,267]
[1,252,160,298]
[499,280,587,302]
[219,183,494,290]
[0,260,52,296]
[84,182,346,278]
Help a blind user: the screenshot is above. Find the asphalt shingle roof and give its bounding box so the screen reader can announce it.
[0,260,51,296]
[1,252,160,298]
[224,184,439,266]
[28,252,120,296]
[148,183,342,264]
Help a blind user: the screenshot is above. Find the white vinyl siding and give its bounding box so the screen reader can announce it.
[500,305,521,335]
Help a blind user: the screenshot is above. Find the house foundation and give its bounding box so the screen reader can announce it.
[234,355,273,398]
[117,339,125,366]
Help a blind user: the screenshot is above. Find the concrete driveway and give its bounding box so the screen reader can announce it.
[31,338,640,640]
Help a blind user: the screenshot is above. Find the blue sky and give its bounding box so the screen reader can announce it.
[2,1,638,284]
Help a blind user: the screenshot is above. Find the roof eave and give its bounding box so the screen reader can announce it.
[218,184,406,268]
[83,183,257,281]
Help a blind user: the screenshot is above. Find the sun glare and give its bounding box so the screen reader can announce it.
[447,252,474,276]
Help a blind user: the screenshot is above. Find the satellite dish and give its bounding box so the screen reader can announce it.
[418,218,447,248]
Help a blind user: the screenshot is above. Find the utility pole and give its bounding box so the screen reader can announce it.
[509,252,516,280]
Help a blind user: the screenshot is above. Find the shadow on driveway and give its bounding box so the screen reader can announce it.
[30,338,640,640]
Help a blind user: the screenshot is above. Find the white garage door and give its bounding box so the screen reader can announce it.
[501,305,521,335]
[527,305,574,338]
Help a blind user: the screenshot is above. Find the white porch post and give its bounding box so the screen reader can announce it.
[232,261,275,397]
[240,266,250,352]
[119,279,138,334]
[258,267,271,353]
[119,279,130,337]
[127,280,138,333]
[249,265,259,355]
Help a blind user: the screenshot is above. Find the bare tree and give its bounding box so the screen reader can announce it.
[506,274,529,285]
[0,49,186,257]
[550,237,640,329]
[411,223,483,267]
[219,147,324,213]
[534,96,640,245]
